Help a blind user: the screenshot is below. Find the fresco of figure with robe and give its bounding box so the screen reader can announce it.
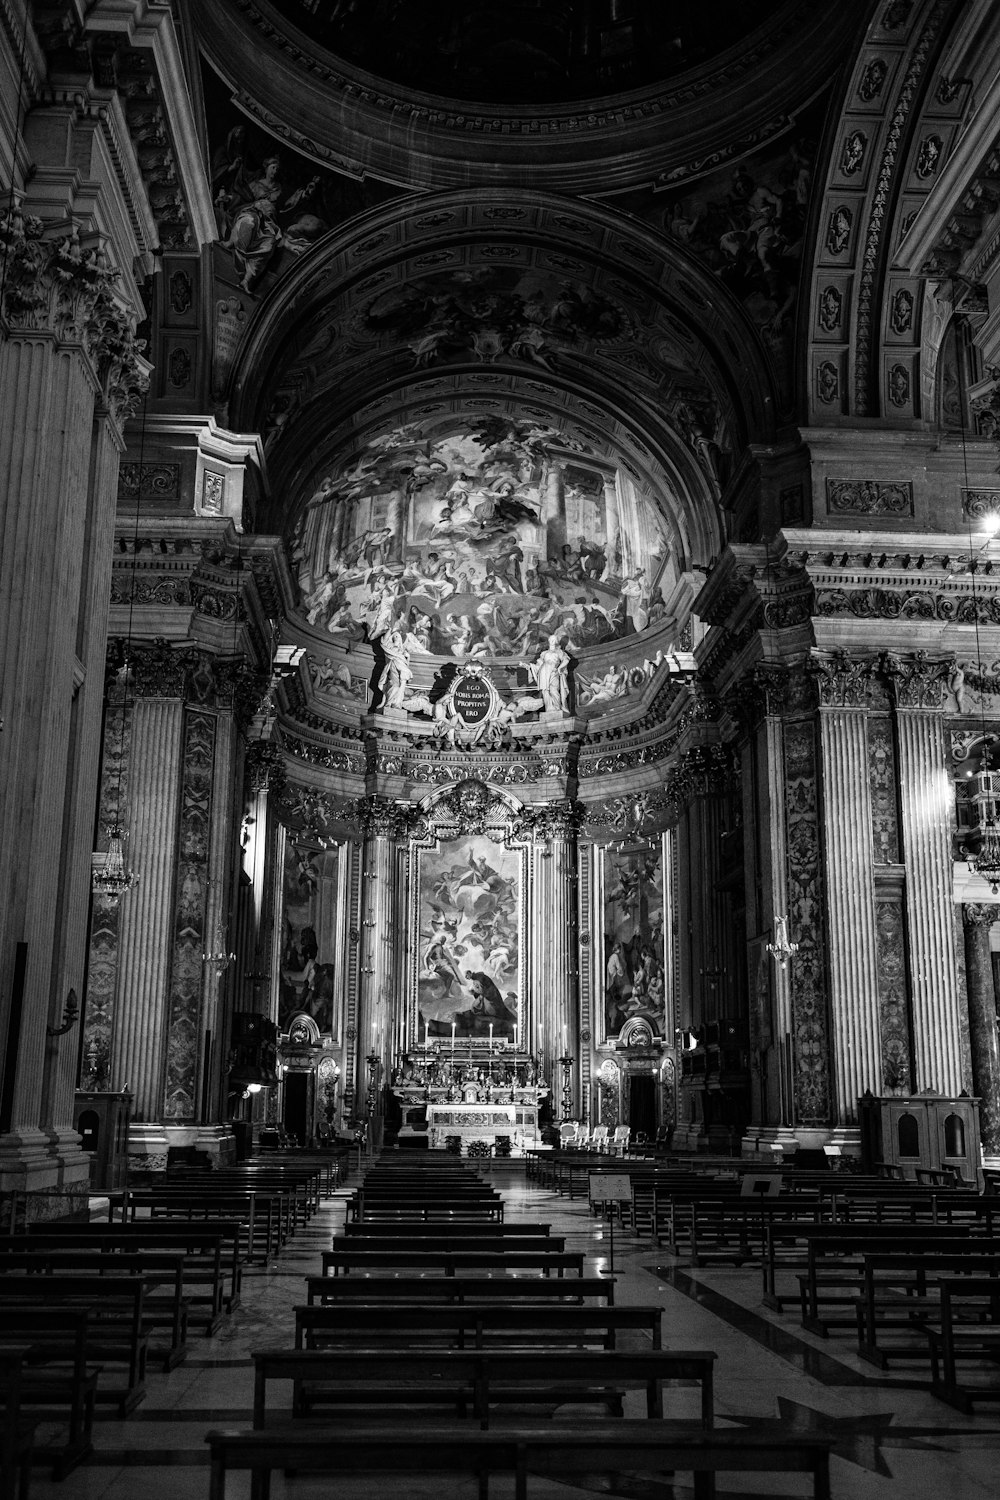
[289,415,675,662]
[278,842,337,1035]
[417,835,520,1040]
[603,843,665,1039]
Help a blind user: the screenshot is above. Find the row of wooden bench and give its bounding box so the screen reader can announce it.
[202,1154,835,1499]
[0,1155,332,1485]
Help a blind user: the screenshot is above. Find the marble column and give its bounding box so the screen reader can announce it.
[544,463,566,562]
[532,805,579,1113]
[962,904,1000,1157]
[357,800,404,1123]
[602,478,619,580]
[816,658,881,1123]
[889,657,964,1095]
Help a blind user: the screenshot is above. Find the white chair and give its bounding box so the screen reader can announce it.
[588,1124,610,1152]
[611,1125,631,1156]
[558,1122,580,1149]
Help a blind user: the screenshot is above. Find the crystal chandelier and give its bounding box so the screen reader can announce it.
[766,914,799,968]
[967,768,1000,893]
[202,918,236,979]
[92,822,137,903]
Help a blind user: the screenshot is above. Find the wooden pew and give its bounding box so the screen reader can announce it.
[340,1218,552,1240]
[0,1249,189,1370]
[205,1420,833,1500]
[320,1246,586,1278]
[349,1190,504,1223]
[113,1188,283,1262]
[306,1273,616,1306]
[330,1232,567,1256]
[0,1275,148,1414]
[252,1345,716,1428]
[855,1251,1000,1368]
[294,1301,661,1351]
[798,1232,1000,1335]
[0,1307,98,1477]
[0,1352,34,1500]
[763,1218,999,1313]
[27,1219,243,1319]
[923,1276,1000,1410]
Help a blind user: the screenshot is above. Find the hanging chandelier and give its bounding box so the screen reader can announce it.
[766,914,799,968]
[92,822,137,903]
[967,766,1000,893]
[202,918,236,978]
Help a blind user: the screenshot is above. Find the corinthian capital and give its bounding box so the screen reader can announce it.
[881,650,951,709]
[811,649,877,708]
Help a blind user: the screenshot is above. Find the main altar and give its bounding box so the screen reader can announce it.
[391,1045,550,1155]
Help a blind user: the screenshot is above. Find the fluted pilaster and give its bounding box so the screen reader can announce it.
[0,333,98,1148]
[962,905,1000,1157]
[819,707,880,1122]
[111,699,185,1119]
[43,408,126,1131]
[896,708,963,1093]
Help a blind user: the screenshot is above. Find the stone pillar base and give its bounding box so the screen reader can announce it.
[0,1127,93,1227]
[741,1124,862,1163]
[128,1122,170,1173]
[128,1122,237,1171]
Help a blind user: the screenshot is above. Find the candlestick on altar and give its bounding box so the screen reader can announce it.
[451,1021,456,1051]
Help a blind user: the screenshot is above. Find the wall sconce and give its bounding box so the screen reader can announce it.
[766,915,799,968]
[47,989,80,1039]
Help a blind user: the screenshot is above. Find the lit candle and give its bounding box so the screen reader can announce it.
[514,1021,520,1051]
[488,1023,494,1050]
[451,1021,456,1051]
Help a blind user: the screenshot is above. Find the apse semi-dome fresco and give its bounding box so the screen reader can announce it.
[290,417,675,666]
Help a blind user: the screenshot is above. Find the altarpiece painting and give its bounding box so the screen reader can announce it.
[413,833,523,1044]
[602,839,667,1041]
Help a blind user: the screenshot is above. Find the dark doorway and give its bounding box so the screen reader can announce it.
[628,1074,657,1140]
[283,1072,309,1147]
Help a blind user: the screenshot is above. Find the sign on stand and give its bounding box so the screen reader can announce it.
[589,1173,632,1276]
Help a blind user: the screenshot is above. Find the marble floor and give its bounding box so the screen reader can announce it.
[25,1160,1000,1499]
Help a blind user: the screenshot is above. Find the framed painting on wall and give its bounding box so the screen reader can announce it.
[412,833,524,1045]
[276,838,343,1038]
[600,838,666,1043]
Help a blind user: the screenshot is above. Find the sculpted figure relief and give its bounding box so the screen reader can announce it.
[523,635,571,715]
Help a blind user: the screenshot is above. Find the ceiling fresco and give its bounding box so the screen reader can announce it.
[203,59,404,297]
[274,0,785,104]
[290,416,677,666]
[615,104,827,412]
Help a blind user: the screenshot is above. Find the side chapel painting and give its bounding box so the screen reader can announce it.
[603,843,666,1040]
[290,416,675,664]
[416,835,521,1041]
[278,841,338,1036]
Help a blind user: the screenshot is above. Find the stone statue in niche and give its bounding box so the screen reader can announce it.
[375,626,412,709]
[523,635,572,714]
